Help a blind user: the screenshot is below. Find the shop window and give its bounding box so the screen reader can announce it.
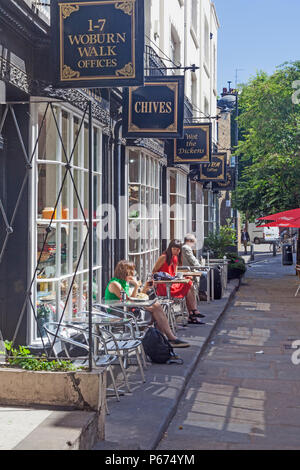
[32,103,103,342]
[128,150,160,281]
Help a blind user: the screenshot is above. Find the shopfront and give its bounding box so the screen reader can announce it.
[29,101,104,343]
[127,146,163,281]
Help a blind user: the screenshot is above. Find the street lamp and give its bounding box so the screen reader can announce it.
[218,84,239,248]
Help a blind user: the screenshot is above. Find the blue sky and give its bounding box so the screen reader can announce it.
[213,0,300,93]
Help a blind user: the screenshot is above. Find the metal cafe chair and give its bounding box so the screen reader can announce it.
[43,321,121,402]
[92,304,149,369]
[68,311,146,391]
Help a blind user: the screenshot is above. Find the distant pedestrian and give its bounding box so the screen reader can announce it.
[241,227,250,255]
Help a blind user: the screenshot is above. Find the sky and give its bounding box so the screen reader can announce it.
[213,0,300,93]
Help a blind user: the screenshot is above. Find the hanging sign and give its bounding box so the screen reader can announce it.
[172,123,212,164]
[198,153,227,182]
[51,0,145,88]
[122,76,185,138]
[212,167,236,191]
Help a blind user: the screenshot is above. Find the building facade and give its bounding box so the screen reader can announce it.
[0,0,220,347]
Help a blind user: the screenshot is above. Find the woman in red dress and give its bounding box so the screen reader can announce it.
[152,239,205,325]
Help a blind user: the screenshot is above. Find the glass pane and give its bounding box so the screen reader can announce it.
[146,157,151,186]
[84,171,89,220]
[93,128,99,172]
[73,116,81,167]
[84,123,89,169]
[93,223,100,267]
[129,220,141,253]
[141,156,146,184]
[129,185,140,218]
[129,151,140,182]
[37,164,57,218]
[61,225,69,275]
[37,281,57,337]
[38,105,57,161]
[37,224,57,279]
[94,174,101,213]
[61,173,70,220]
[73,223,82,270]
[170,170,176,193]
[61,110,69,163]
[73,169,83,220]
[141,186,146,217]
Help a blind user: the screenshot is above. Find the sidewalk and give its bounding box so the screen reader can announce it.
[0,279,240,450]
[94,278,240,450]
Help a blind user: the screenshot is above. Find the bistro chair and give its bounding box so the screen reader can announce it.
[43,321,121,403]
[93,303,149,369]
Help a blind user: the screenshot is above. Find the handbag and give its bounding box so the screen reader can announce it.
[153,272,176,281]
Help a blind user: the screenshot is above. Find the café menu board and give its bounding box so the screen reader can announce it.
[173,123,212,164]
[212,167,236,191]
[51,0,145,88]
[198,153,227,182]
[122,76,185,138]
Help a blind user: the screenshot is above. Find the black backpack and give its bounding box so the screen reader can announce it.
[142,328,183,364]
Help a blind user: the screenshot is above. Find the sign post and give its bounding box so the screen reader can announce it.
[52,0,145,88]
[172,123,212,165]
[122,76,184,139]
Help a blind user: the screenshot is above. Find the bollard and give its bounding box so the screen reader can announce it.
[250,244,255,261]
[273,241,276,256]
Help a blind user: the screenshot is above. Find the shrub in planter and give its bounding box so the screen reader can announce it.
[226,253,247,280]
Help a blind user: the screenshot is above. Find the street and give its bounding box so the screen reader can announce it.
[158,253,300,450]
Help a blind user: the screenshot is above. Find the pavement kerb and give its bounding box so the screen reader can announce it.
[151,278,241,450]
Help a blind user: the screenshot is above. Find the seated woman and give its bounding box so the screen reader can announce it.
[105,260,190,348]
[152,239,205,325]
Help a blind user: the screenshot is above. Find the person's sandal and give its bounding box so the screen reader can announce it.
[190,309,205,318]
[188,313,205,325]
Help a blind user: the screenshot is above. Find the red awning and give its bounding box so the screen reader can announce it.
[257,208,300,228]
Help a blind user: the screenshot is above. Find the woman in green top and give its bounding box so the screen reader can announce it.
[105,260,190,348]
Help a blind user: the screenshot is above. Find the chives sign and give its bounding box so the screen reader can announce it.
[51,0,145,88]
[173,123,212,165]
[198,153,227,182]
[122,76,185,138]
[212,167,236,191]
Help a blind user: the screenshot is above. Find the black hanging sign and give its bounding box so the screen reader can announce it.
[198,152,227,182]
[122,76,185,138]
[212,167,236,191]
[51,0,145,88]
[172,123,212,164]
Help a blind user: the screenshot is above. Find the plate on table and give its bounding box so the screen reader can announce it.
[128,294,149,302]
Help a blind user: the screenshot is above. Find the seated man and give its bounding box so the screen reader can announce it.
[182,234,208,304]
[105,260,190,348]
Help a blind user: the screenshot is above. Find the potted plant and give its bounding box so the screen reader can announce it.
[226,253,247,279]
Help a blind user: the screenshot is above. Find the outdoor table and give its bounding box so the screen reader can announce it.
[177,267,213,302]
[101,298,157,317]
[153,278,191,329]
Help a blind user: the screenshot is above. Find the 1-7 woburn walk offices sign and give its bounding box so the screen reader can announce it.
[51,0,145,88]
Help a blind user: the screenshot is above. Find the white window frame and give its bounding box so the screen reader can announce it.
[29,100,103,344]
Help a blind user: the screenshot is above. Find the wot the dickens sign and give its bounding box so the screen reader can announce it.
[198,153,227,182]
[212,167,236,191]
[122,76,185,138]
[173,123,212,164]
[51,0,145,88]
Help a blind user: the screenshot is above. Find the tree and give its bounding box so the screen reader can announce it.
[233,61,300,263]
[233,61,300,220]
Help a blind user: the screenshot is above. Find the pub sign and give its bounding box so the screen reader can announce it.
[51,0,145,88]
[122,76,185,138]
[198,153,227,182]
[212,167,236,191]
[172,123,212,165]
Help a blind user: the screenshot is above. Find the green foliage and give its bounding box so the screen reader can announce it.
[233,61,300,219]
[204,223,237,258]
[1,341,81,372]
